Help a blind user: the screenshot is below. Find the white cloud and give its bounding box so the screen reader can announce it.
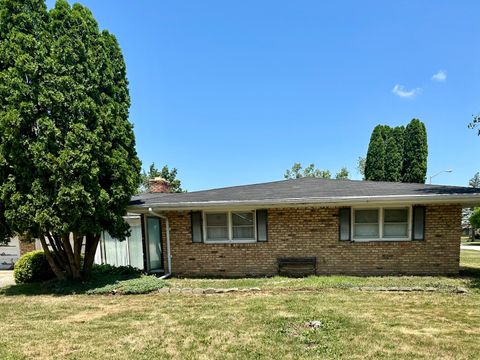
[432,70,447,82]
[392,84,421,98]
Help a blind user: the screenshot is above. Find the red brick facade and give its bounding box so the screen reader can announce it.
[158,204,462,277]
[19,240,36,256]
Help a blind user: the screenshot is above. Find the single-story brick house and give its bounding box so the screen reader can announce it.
[95,177,480,277]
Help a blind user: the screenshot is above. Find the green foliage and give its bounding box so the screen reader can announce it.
[469,172,480,188]
[356,156,366,178]
[402,119,428,183]
[0,0,141,278]
[13,250,54,284]
[364,120,426,183]
[92,263,142,275]
[471,208,480,229]
[384,135,403,182]
[86,275,166,295]
[469,114,480,135]
[284,163,343,179]
[364,125,385,181]
[139,163,185,193]
[335,167,349,180]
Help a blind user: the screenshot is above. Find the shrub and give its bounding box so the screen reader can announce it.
[91,264,142,276]
[14,251,55,284]
[86,275,166,295]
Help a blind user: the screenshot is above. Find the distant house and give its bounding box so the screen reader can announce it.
[96,177,480,276]
[0,237,20,270]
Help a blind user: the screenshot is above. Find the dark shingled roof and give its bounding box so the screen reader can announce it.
[129,177,480,210]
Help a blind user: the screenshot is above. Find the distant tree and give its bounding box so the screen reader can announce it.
[470,208,480,230]
[284,163,331,179]
[0,0,141,279]
[402,119,428,183]
[335,167,349,180]
[364,125,386,181]
[469,172,480,188]
[467,173,480,241]
[139,163,185,193]
[356,156,366,179]
[284,163,303,179]
[469,114,480,135]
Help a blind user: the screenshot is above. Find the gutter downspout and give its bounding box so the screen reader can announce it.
[148,208,172,279]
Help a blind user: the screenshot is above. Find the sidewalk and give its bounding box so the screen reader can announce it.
[461,245,480,252]
[0,270,14,287]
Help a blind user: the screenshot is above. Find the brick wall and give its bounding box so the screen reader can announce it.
[19,240,36,256]
[160,204,462,277]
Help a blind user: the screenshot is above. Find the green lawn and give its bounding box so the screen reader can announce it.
[0,251,479,359]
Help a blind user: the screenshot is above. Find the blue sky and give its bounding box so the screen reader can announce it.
[47,0,480,190]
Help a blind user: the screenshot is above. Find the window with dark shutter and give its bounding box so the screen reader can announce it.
[339,207,351,241]
[256,209,268,242]
[191,211,203,243]
[412,206,426,240]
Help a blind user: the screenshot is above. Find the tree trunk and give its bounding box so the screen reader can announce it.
[83,233,100,274]
[61,234,81,280]
[73,233,82,276]
[39,235,66,281]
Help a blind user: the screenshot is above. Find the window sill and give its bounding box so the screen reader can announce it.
[351,238,411,242]
[204,240,257,244]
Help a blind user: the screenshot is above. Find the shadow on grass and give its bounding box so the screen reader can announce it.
[459,266,480,290]
[0,271,142,297]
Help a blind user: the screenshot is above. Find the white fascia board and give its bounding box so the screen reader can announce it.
[128,194,480,212]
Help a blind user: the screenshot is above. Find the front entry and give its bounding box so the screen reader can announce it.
[146,217,163,272]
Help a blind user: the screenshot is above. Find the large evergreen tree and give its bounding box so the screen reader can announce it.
[0,0,141,279]
[364,125,386,181]
[383,126,404,182]
[402,119,428,183]
[364,121,427,183]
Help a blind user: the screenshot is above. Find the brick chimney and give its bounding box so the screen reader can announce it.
[149,177,170,193]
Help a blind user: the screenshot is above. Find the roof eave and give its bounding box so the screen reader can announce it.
[128,194,480,212]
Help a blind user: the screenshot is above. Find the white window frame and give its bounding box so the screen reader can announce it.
[351,206,412,242]
[203,210,257,244]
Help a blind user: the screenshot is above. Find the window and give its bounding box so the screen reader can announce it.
[352,207,410,241]
[354,209,379,239]
[204,211,256,243]
[232,212,255,240]
[383,208,408,239]
[206,213,229,241]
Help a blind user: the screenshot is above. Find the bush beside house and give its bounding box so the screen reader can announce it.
[14,251,55,284]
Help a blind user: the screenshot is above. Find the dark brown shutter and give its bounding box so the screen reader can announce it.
[412,206,426,240]
[339,207,351,241]
[191,211,203,243]
[256,210,268,242]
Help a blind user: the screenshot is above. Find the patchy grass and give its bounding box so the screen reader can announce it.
[0,285,479,359]
[0,250,479,359]
[460,250,480,269]
[168,274,476,293]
